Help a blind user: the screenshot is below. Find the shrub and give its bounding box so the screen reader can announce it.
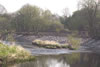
[67,35,81,49]
[6,34,15,42]
[0,43,35,63]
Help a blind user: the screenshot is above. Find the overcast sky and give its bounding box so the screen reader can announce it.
[0,0,79,15]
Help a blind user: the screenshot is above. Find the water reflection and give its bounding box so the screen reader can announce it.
[8,55,71,67]
[46,58,70,67]
[5,53,100,67]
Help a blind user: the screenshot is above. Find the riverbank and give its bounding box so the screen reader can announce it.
[82,39,100,52]
[0,43,35,64]
[2,34,97,54]
[14,34,100,54]
[13,34,82,49]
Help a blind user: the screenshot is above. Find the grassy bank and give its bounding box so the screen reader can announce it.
[32,35,81,49]
[32,39,69,49]
[0,43,35,64]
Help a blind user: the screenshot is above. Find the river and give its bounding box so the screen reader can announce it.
[3,52,100,67]
[0,41,100,67]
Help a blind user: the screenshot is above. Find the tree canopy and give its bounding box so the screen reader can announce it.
[0,3,100,39]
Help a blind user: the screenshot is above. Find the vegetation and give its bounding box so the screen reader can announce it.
[0,0,99,51]
[32,38,80,49]
[6,34,15,42]
[32,39,69,49]
[0,0,100,39]
[59,0,100,39]
[79,0,100,38]
[0,0,100,66]
[0,43,35,64]
[11,4,64,33]
[67,35,81,49]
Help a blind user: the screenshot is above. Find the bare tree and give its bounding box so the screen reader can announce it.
[0,4,7,14]
[62,8,70,18]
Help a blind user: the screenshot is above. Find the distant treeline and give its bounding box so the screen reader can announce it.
[0,0,100,39]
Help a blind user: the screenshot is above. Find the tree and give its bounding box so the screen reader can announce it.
[62,8,70,18]
[11,4,64,33]
[60,8,70,28]
[0,4,7,14]
[79,0,100,38]
[12,4,42,32]
[67,10,88,31]
[0,5,12,37]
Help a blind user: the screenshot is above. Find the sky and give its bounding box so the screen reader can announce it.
[0,0,79,15]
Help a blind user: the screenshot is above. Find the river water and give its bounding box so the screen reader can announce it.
[1,41,100,67]
[4,52,100,67]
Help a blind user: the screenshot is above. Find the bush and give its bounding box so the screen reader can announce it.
[67,35,81,49]
[6,34,15,42]
[0,43,35,63]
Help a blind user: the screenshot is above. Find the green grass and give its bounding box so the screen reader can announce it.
[0,43,35,64]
